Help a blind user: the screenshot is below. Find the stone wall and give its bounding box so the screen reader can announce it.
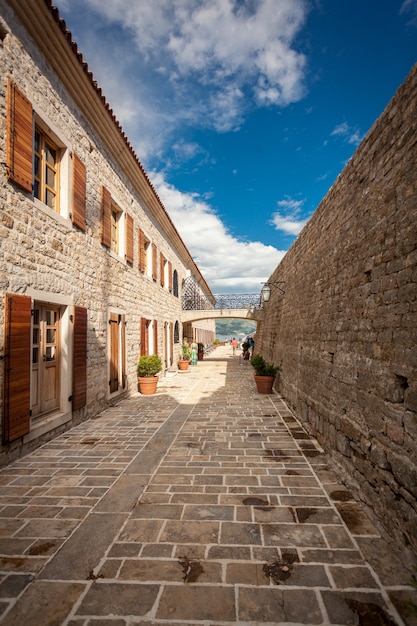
[0,2,214,464]
[256,64,417,553]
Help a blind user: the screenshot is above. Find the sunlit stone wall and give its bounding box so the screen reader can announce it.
[256,63,417,554]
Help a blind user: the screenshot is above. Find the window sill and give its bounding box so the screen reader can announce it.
[33,198,72,230]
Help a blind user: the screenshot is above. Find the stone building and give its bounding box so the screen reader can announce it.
[0,0,215,465]
[256,64,417,555]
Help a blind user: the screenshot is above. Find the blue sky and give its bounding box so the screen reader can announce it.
[58,0,417,294]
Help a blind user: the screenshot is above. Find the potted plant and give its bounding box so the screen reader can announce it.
[178,340,191,371]
[242,341,251,360]
[197,342,205,360]
[251,354,279,394]
[137,354,162,395]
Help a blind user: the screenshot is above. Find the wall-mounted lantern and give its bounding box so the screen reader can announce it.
[260,281,286,302]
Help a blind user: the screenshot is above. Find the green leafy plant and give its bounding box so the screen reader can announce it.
[181,341,191,360]
[137,354,162,377]
[251,354,279,377]
[197,342,204,353]
[213,338,221,346]
[242,341,250,353]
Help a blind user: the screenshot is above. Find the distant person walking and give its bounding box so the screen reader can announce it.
[231,337,238,355]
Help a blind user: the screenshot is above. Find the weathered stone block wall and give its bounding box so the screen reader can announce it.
[256,64,417,553]
[0,3,214,464]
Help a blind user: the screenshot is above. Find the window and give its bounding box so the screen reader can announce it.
[140,318,158,356]
[6,81,85,226]
[100,186,128,260]
[34,128,60,211]
[110,200,122,254]
[174,321,180,343]
[160,252,167,288]
[138,229,154,276]
[173,270,179,297]
[109,311,126,394]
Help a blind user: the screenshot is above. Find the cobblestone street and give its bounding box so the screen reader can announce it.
[0,346,415,625]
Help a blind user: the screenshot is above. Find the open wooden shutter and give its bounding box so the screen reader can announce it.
[3,294,31,444]
[168,261,173,293]
[72,306,87,411]
[170,322,174,365]
[126,214,134,265]
[6,81,33,193]
[121,314,126,389]
[160,252,165,287]
[72,154,86,231]
[140,318,148,356]
[138,229,145,272]
[153,320,158,356]
[109,312,119,392]
[100,186,112,248]
[152,243,158,282]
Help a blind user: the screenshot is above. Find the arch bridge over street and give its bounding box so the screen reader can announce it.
[181,293,263,323]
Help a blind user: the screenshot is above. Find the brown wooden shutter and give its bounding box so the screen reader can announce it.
[140,318,148,356]
[72,154,86,231]
[138,229,145,272]
[160,252,165,287]
[3,294,31,444]
[170,321,174,366]
[152,243,157,282]
[121,314,126,389]
[6,81,33,193]
[126,214,134,265]
[109,312,119,392]
[100,186,112,248]
[153,320,158,356]
[72,306,87,411]
[168,261,173,293]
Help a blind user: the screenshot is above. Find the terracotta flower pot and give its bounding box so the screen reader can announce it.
[138,376,158,395]
[178,360,190,371]
[197,352,204,360]
[254,375,275,394]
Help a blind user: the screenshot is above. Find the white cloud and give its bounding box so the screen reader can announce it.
[400,0,417,24]
[151,172,285,293]
[271,197,309,236]
[331,122,362,147]
[73,0,308,138]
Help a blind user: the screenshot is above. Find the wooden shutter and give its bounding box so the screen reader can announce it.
[72,154,86,231]
[160,252,165,287]
[6,81,33,193]
[72,306,87,410]
[168,262,173,293]
[126,214,134,265]
[100,186,111,248]
[170,322,174,365]
[152,243,157,282]
[138,229,145,272]
[3,294,31,444]
[109,312,119,392]
[121,314,126,389]
[153,320,158,356]
[140,318,148,356]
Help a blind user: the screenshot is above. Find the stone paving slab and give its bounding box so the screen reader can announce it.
[0,346,415,625]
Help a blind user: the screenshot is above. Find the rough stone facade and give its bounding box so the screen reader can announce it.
[256,64,417,555]
[0,0,214,464]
